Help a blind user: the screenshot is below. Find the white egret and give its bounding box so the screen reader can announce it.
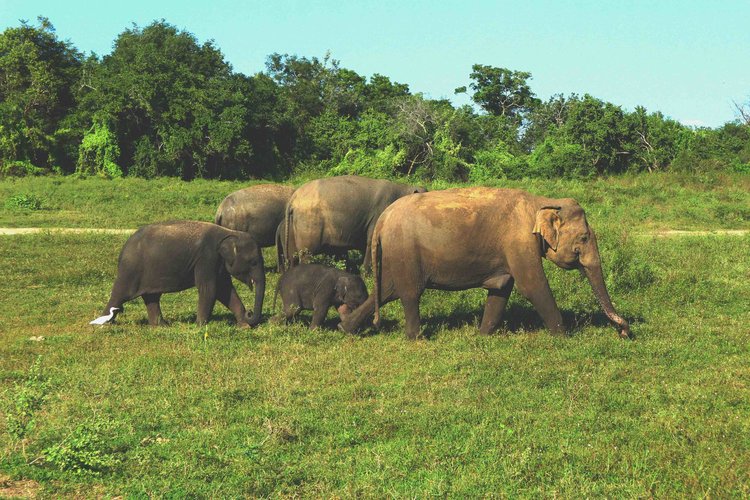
[90,307,119,325]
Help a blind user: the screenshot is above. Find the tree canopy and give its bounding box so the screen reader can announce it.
[1,18,748,180]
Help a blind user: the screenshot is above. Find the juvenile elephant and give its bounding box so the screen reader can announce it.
[273,264,369,329]
[215,184,294,270]
[93,221,266,327]
[340,188,630,339]
[282,175,426,270]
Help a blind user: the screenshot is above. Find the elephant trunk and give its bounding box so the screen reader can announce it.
[247,269,265,326]
[581,234,630,338]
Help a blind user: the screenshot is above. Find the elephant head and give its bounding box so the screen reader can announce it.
[334,274,369,317]
[220,233,266,326]
[533,201,630,338]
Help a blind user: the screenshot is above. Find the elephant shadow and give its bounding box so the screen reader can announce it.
[415,303,642,339]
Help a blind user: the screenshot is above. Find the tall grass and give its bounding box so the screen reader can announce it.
[0,172,748,230]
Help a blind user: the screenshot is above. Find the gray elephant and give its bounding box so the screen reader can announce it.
[215,184,294,270]
[273,263,369,329]
[340,188,630,339]
[282,175,426,270]
[94,221,266,327]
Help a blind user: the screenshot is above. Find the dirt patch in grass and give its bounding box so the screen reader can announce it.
[0,475,41,498]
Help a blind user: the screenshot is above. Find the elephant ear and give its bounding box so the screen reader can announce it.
[219,235,238,266]
[334,276,348,299]
[533,206,561,251]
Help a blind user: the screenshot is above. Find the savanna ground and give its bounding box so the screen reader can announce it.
[0,173,749,497]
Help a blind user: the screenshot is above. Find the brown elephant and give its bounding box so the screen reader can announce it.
[215,184,294,270]
[340,187,630,339]
[282,175,426,270]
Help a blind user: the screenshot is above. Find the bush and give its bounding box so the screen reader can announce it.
[43,418,120,475]
[329,145,406,178]
[528,138,596,178]
[76,122,123,178]
[0,160,47,178]
[469,141,527,181]
[4,193,43,210]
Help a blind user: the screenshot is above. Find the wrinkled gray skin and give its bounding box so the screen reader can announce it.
[274,264,369,329]
[215,184,294,271]
[282,175,426,271]
[100,221,266,327]
[340,188,630,340]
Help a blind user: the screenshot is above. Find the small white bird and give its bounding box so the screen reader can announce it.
[90,307,119,325]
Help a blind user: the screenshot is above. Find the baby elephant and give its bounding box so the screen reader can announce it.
[274,264,368,329]
[91,221,266,327]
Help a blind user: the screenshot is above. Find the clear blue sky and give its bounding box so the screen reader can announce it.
[3,0,748,127]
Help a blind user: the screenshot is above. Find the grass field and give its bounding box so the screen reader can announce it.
[1,173,749,497]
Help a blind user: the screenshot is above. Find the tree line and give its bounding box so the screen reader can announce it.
[2,17,749,181]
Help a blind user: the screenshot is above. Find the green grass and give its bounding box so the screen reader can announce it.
[1,172,749,230]
[0,174,749,496]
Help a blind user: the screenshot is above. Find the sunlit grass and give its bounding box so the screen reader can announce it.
[1,172,748,230]
[0,174,748,495]
[0,228,748,496]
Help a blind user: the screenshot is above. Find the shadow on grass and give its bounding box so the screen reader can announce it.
[377,303,643,339]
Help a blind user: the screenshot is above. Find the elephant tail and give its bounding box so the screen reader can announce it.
[284,202,293,270]
[275,222,285,273]
[373,232,382,329]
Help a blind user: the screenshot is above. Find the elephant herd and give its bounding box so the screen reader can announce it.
[92,175,630,339]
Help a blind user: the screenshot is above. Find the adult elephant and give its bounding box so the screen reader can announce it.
[283,175,426,270]
[215,184,294,270]
[340,188,630,339]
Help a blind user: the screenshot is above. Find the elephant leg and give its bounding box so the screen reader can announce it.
[142,293,165,326]
[515,273,564,335]
[283,302,300,322]
[399,291,423,340]
[216,275,248,327]
[362,225,375,274]
[479,277,514,335]
[196,280,218,326]
[310,293,334,329]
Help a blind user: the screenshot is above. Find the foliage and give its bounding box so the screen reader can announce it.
[4,192,43,210]
[43,418,119,475]
[4,357,48,446]
[528,136,597,178]
[76,121,122,177]
[0,17,83,173]
[0,18,748,182]
[0,160,47,178]
[461,64,539,122]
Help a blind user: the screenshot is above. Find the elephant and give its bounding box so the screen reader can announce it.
[339,188,630,339]
[273,263,369,329]
[94,221,266,327]
[215,183,294,270]
[282,175,426,271]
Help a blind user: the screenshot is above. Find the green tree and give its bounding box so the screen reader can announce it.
[464,64,539,121]
[80,21,265,179]
[0,17,83,172]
